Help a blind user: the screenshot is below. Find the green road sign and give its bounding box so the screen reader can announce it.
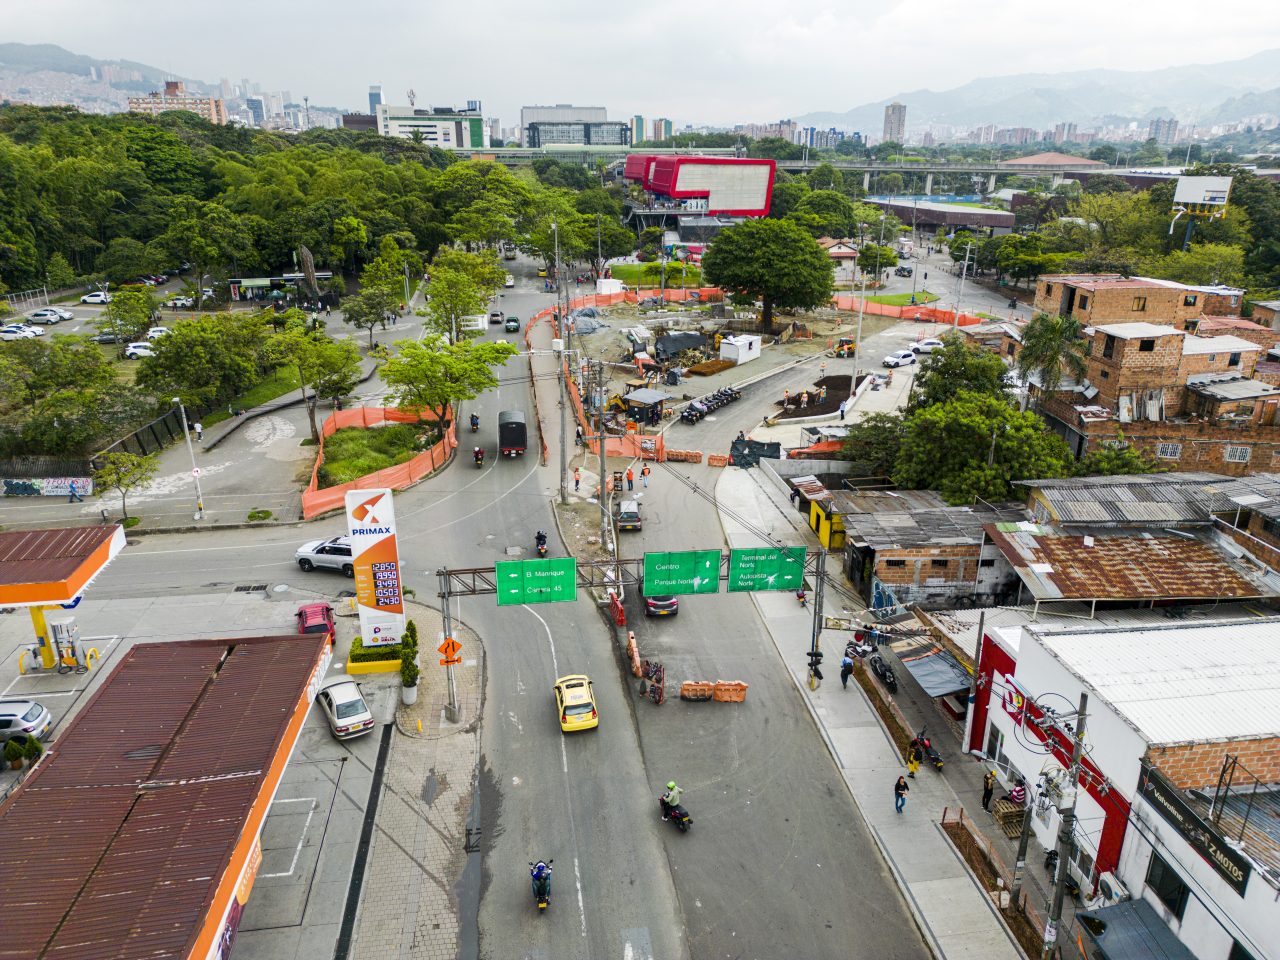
[727,547,806,592]
[642,550,722,596]
[495,557,578,605]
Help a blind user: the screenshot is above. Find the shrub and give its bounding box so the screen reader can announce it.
[3,739,24,766]
[349,634,401,663]
[400,619,420,686]
[247,509,273,522]
[22,737,43,763]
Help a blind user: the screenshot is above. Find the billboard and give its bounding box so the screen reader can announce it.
[1173,175,1232,209]
[647,157,775,216]
[345,488,406,646]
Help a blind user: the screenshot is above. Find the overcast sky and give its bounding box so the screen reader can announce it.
[6,0,1279,126]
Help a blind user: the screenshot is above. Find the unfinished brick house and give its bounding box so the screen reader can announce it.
[1034,275,1246,328]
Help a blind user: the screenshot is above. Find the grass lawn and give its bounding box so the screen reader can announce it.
[202,366,303,426]
[867,290,940,306]
[948,201,1001,209]
[609,262,703,287]
[318,423,437,488]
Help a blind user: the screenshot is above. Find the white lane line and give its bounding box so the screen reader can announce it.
[262,797,318,878]
[524,604,587,939]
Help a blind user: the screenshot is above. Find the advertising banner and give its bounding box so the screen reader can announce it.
[345,488,406,646]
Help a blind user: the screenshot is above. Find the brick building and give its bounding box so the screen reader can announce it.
[1034,275,1245,328]
[127,81,228,125]
[1249,299,1280,330]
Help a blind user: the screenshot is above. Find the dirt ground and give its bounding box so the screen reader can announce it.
[772,375,854,419]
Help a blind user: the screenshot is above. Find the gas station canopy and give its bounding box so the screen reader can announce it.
[0,526,125,606]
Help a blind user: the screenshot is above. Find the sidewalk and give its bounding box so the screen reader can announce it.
[350,603,484,960]
[716,465,1024,960]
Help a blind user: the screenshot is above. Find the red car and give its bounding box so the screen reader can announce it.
[296,602,335,638]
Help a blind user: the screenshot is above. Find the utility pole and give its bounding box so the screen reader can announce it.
[172,397,204,521]
[438,568,459,723]
[556,342,568,505]
[595,361,609,549]
[1043,692,1089,960]
[954,241,974,327]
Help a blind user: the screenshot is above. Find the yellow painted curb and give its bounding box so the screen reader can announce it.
[347,658,400,674]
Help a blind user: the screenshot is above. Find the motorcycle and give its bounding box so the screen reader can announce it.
[870,654,898,693]
[846,634,875,659]
[914,727,944,770]
[535,532,548,558]
[1008,298,1018,309]
[659,796,692,833]
[470,414,479,433]
[529,859,554,911]
[796,587,808,607]
[473,448,485,469]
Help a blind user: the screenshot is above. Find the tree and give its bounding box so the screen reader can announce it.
[341,286,399,347]
[430,247,506,299]
[332,215,368,271]
[154,197,250,307]
[791,190,856,237]
[875,172,904,195]
[420,267,488,343]
[1075,432,1164,477]
[1083,175,1132,195]
[93,451,159,520]
[837,412,904,476]
[45,252,77,290]
[910,336,1009,410]
[135,312,268,408]
[808,163,844,192]
[381,335,518,425]
[586,215,636,277]
[768,180,810,220]
[447,193,517,248]
[1016,313,1088,404]
[97,237,153,284]
[701,218,834,334]
[856,243,898,278]
[98,287,155,344]
[893,391,1073,505]
[266,319,362,442]
[1144,243,1246,287]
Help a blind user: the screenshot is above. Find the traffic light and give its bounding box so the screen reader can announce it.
[807,649,824,680]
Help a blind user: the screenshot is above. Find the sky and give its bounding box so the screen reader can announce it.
[6,0,1280,127]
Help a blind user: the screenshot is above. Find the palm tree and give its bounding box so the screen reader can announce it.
[1016,313,1087,407]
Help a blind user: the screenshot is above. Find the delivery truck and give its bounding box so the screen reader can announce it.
[498,410,527,457]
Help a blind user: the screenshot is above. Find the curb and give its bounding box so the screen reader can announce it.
[392,599,486,741]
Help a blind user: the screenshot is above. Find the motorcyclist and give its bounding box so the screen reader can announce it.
[470,412,479,431]
[473,446,484,464]
[535,530,548,550]
[661,780,684,820]
[530,860,552,898]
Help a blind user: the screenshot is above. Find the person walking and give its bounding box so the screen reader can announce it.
[573,467,581,492]
[982,770,997,812]
[894,775,910,814]
[907,742,922,779]
[840,655,854,689]
[838,398,848,421]
[819,385,827,404]
[641,465,651,488]
[625,468,634,491]
[67,479,84,503]
[194,421,203,442]
[782,389,790,408]
[819,360,827,380]
[799,390,809,409]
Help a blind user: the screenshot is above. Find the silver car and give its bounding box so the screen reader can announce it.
[315,676,375,739]
[0,700,53,743]
[295,536,355,576]
[28,307,74,324]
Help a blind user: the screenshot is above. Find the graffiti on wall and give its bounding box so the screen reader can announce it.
[2,477,94,497]
[870,577,903,618]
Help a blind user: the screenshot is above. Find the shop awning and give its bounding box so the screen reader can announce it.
[897,645,971,697]
[1078,900,1197,960]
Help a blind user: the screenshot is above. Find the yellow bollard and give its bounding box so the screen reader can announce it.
[417,719,422,733]
[85,648,100,671]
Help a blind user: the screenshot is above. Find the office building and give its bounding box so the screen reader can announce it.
[1149,117,1180,144]
[368,85,383,115]
[650,117,674,141]
[520,105,608,144]
[244,96,266,127]
[375,103,488,148]
[882,102,906,143]
[525,121,631,147]
[128,81,228,126]
[1052,121,1079,143]
[631,115,645,144]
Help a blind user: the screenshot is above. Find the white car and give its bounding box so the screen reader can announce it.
[882,350,917,368]
[315,676,375,740]
[80,291,112,304]
[295,536,354,576]
[17,323,43,337]
[146,326,172,340]
[124,342,154,359]
[0,324,38,341]
[504,275,515,288]
[166,296,194,309]
[28,307,74,323]
[909,338,945,354]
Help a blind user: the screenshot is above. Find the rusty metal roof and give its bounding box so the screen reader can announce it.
[0,634,328,960]
[984,522,1271,602]
[0,526,119,587]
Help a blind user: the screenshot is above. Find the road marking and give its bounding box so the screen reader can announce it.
[262,797,318,878]
[524,604,587,939]
[621,928,654,959]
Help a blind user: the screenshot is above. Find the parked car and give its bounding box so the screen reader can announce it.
[615,499,642,531]
[315,676,375,739]
[166,296,194,309]
[123,342,154,359]
[909,338,945,354]
[295,535,354,576]
[504,316,520,332]
[882,350,917,368]
[295,601,335,637]
[6,323,43,337]
[553,674,598,733]
[146,326,172,340]
[80,291,112,304]
[27,307,74,323]
[0,699,53,743]
[90,331,122,344]
[0,325,38,341]
[644,595,679,617]
[504,275,516,288]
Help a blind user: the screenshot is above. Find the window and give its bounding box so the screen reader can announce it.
[1145,852,1189,919]
[1184,294,1198,307]
[930,558,949,568]
[1100,370,1109,379]
[1261,516,1280,539]
[1156,443,1183,459]
[979,558,996,568]
[1225,445,1252,463]
[1007,342,1016,356]
[1103,335,1116,359]
[884,559,906,567]
[1079,295,1089,310]
[1045,283,1053,296]
[1139,339,1155,352]
[1229,352,1241,368]
[1132,296,1148,311]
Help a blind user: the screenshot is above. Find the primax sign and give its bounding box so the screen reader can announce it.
[1139,763,1251,895]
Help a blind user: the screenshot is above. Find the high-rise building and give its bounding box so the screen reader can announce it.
[520,105,607,145]
[128,81,229,126]
[882,102,906,143]
[368,85,383,115]
[244,96,266,127]
[1148,117,1180,144]
[631,115,645,144]
[1052,121,1079,143]
[650,118,673,141]
[375,103,488,148]
[526,122,631,147]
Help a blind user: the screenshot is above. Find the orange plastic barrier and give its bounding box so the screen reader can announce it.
[712,681,749,703]
[706,454,730,468]
[680,681,715,702]
[831,295,984,327]
[664,449,703,464]
[301,406,455,519]
[626,631,642,677]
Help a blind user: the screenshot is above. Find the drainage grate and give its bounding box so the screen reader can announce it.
[234,584,269,593]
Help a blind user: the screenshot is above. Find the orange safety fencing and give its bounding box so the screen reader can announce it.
[301,406,455,520]
[563,360,666,461]
[831,294,984,327]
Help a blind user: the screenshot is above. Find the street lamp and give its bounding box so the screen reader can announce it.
[172,397,204,520]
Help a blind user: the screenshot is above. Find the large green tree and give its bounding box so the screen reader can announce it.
[380,335,518,425]
[421,267,488,343]
[701,218,834,334]
[838,412,905,476]
[154,197,249,307]
[135,312,269,408]
[910,336,1009,410]
[266,318,362,442]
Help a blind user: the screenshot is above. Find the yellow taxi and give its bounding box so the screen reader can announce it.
[553,674,598,732]
[537,267,548,277]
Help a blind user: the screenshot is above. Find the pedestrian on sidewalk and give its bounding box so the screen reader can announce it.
[838,398,848,421]
[907,742,922,779]
[782,389,790,408]
[326,303,332,317]
[641,465,650,487]
[894,776,910,814]
[574,467,581,492]
[194,421,203,442]
[625,467,634,491]
[67,479,84,503]
[982,770,997,812]
[840,655,854,689]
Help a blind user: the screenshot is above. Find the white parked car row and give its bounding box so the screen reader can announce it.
[882,338,946,368]
[0,323,45,341]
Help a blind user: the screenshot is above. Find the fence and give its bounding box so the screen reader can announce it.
[831,294,985,327]
[0,456,92,478]
[300,406,455,520]
[97,408,198,459]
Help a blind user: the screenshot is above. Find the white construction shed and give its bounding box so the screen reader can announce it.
[719,334,762,366]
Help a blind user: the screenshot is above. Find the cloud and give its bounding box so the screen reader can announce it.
[5,0,1278,127]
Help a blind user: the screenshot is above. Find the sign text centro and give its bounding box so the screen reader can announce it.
[345,488,406,646]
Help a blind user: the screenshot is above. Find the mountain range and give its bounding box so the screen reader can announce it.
[795,48,1280,134]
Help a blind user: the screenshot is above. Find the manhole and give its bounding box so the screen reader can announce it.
[234,584,268,593]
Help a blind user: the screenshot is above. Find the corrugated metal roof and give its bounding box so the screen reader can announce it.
[0,526,120,587]
[1212,472,1280,521]
[0,635,327,960]
[1031,618,1280,744]
[984,523,1270,601]
[845,501,1028,549]
[1017,474,1235,527]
